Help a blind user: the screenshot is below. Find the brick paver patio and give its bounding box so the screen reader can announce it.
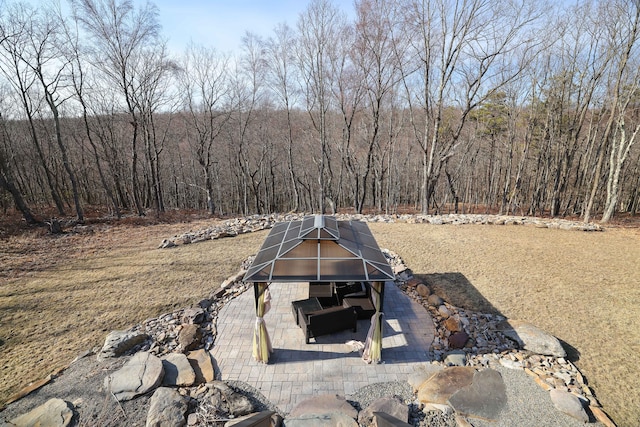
[211,281,435,414]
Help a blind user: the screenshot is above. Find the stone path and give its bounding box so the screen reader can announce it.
[212,281,435,414]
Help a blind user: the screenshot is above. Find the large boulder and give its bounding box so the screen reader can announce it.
[146,387,187,427]
[497,321,566,357]
[357,396,408,426]
[417,367,476,405]
[178,324,202,351]
[9,398,74,427]
[104,352,164,401]
[162,353,196,387]
[407,363,444,392]
[448,331,470,349]
[209,381,254,417]
[448,368,506,421]
[186,349,216,384]
[98,329,149,360]
[288,394,358,420]
[549,389,589,423]
[181,307,206,324]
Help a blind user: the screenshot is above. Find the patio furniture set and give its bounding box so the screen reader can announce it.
[292,281,376,343]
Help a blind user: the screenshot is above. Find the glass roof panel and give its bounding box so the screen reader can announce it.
[298,216,315,237]
[338,222,355,242]
[357,232,378,247]
[271,258,318,281]
[339,238,360,257]
[277,238,301,257]
[361,245,388,264]
[319,240,356,258]
[262,230,285,248]
[281,240,318,258]
[318,229,333,239]
[252,244,279,266]
[323,216,340,239]
[366,261,395,280]
[244,263,273,282]
[284,222,302,243]
[319,259,367,281]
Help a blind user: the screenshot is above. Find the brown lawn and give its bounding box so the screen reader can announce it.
[0,218,638,426]
[370,222,640,427]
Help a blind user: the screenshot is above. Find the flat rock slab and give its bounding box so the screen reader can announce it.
[497,320,566,357]
[9,398,74,427]
[186,349,215,384]
[283,413,359,427]
[210,381,254,417]
[146,387,187,427]
[98,329,149,359]
[104,351,164,401]
[407,363,444,392]
[468,365,596,427]
[225,411,278,427]
[417,366,476,405]
[448,368,506,421]
[162,353,196,387]
[288,394,358,419]
[178,324,201,351]
[549,389,589,423]
[357,396,408,426]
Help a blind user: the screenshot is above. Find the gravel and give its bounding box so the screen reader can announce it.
[346,381,456,427]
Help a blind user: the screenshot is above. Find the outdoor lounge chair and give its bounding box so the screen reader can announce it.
[298,305,357,344]
[342,296,376,319]
[337,282,376,319]
[309,281,338,306]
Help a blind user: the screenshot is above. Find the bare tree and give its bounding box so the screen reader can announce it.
[180,43,231,215]
[583,1,639,222]
[264,23,301,211]
[599,1,640,223]
[136,43,180,215]
[0,3,67,215]
[57,3,121,217]
[297,0,346,213]
[0,107,37,224]
[23,5,84,221]
[400,0,543,213]
[350,0,403,213]
[74,0,161,216]
[230,32,267,214]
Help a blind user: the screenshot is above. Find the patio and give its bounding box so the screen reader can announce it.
[211,280,435,414]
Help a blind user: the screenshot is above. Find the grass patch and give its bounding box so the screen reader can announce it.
[370,222,640,427]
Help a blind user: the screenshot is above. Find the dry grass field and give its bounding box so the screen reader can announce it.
[1,217,639,426]
[369,222,640,427]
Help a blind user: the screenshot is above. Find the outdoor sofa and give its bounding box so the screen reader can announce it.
[298,305,357,344]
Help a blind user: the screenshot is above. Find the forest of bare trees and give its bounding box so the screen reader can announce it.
[0,0,639,225]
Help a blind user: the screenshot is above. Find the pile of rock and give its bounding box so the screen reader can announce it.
[390,250,615,426]
[159,213,602,248]
[399,213,603,231]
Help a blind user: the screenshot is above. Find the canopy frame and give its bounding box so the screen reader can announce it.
[243,215,393,364]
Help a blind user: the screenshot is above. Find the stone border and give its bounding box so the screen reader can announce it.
[158,213,602,248]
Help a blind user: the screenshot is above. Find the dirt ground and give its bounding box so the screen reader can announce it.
[0,216,639,426]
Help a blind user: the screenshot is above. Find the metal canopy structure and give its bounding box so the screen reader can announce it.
[243,215,395,283]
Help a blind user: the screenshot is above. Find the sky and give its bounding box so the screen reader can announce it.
[142,0,354,55]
